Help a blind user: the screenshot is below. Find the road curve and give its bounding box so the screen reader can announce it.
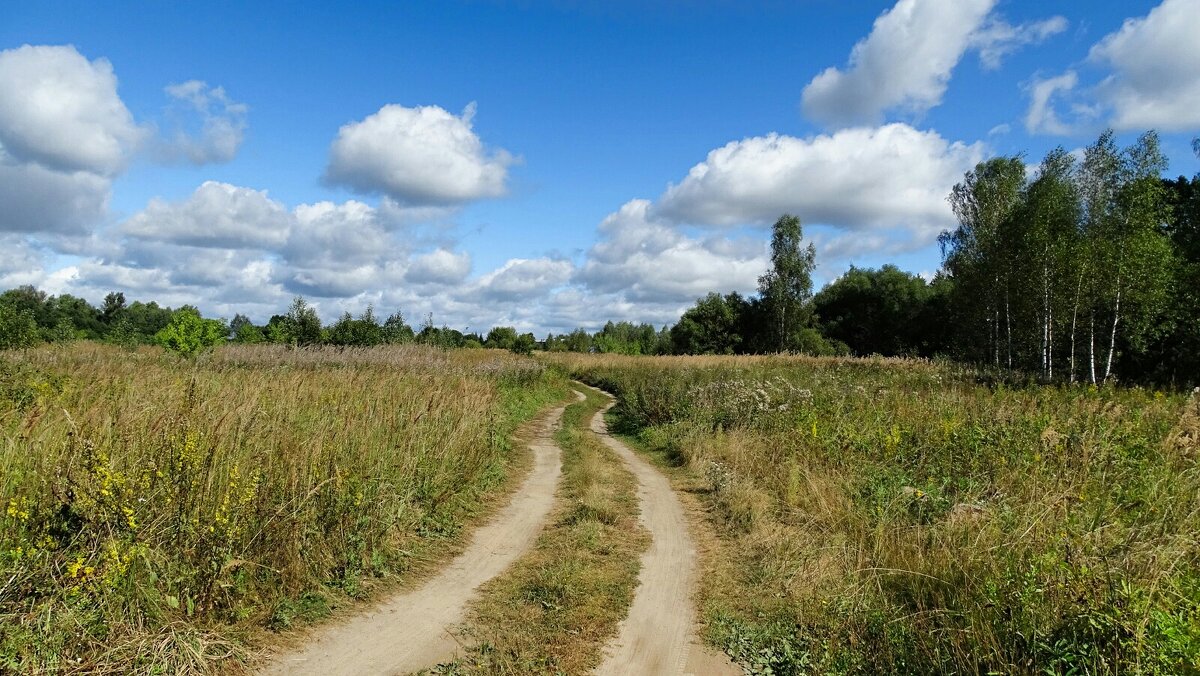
[582,384,740,676]
[259,393,579,676]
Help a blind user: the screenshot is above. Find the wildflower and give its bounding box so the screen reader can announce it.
[6,498,30,521]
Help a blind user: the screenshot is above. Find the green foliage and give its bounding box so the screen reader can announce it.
[325,307,384,347]
[593,321,664,355]
[814,265,938,356]
[671,292,748,355]
[759,214,817,352]
[233,322,265,344]
[485,326,519,350]
[381,311,414,344]
[154,307,227,357]
[100,291,126,325]
[510,332,536,356]
[118,301,174,341]
[269,297,322,346]
[940,131,1185,384]
[0,302,39,350]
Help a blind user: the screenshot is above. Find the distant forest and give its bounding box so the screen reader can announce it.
[2,130,1197,387]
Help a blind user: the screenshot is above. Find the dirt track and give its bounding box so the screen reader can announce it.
[259,394,577,676]
[585,387,740,676]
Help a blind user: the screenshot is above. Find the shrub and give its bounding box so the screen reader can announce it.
[154,307,226,357]
[0,302,39,350]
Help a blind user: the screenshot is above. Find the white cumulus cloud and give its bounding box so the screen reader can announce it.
[575,199,766,305]
[406,248,472,285]
[325,102,513,205]
[122,181,291,249]
[801,0,995,127]
[0,158,111,234]
[0,44,148,237]
[1088,0,1200,132]
[801,0,1071,128]
[1024,71,1080,135]
[473,257,574,302]
[655,124,985,238]
[0,44,143,175]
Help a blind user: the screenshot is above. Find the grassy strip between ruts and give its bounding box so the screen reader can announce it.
[431,385,648,675]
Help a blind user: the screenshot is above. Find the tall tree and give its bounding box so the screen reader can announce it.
[1087,131,1174,381]
[943,156,1026,366]
[671,292,747,355]
[813,265,933,357]
[1013,147,1080,379]
[100,291,126,325]
[758,214,816,352]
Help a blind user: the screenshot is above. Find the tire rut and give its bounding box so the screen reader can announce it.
[582,384,740,676]
[259,394,579,676]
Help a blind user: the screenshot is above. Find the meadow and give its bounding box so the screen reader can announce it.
[550,353,1200,675]
[0,343,565,674]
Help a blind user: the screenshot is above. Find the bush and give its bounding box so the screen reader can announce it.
[0,303,39,350]
[154,307,226,357]
[511,333,536,356]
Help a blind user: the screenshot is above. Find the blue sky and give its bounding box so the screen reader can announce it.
[2,0,1198,334]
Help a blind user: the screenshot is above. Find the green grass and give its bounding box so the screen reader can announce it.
[435,385,648,675]
[548,352,1200,675]
[0,342,566,674]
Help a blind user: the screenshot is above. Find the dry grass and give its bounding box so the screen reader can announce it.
[435,386,648,675]
[548,352,1200,675]
[0,342,565,674]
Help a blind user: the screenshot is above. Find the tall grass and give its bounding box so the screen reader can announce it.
[549,353,1200,675]
[0,342,564,673]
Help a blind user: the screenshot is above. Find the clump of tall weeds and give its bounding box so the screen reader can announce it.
[0,343,563,673]
[548,352,1200,675]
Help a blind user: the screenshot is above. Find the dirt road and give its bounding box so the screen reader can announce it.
[259,394,578,676]
[585,387,741,676]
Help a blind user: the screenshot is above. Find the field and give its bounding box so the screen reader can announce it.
[0,343,565,673]
[550,353,1200,675]
[4,343,1199,675]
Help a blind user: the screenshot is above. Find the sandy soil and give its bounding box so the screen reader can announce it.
[584,387,741,676]
[258,394,578,676]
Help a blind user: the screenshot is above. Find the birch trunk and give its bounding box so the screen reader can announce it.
[1069,268,1084,383]
[1104,282,1121,382]
[1089,312,1097,384]
[1006,291,1012,369]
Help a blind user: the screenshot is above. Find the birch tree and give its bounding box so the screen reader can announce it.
[1081,131,1174,382]
[1013,148,1080,379]
[758,214,816,352]
[943,156,1025,366]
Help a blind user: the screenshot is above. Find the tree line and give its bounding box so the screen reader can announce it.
[643,131,1198,386]
[1,129,1196,384]
[0,290,536,355]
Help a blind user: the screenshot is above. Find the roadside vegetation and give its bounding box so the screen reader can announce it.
[437,385,648,675]
[0,342,565,673]
[552,352,1200,675]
